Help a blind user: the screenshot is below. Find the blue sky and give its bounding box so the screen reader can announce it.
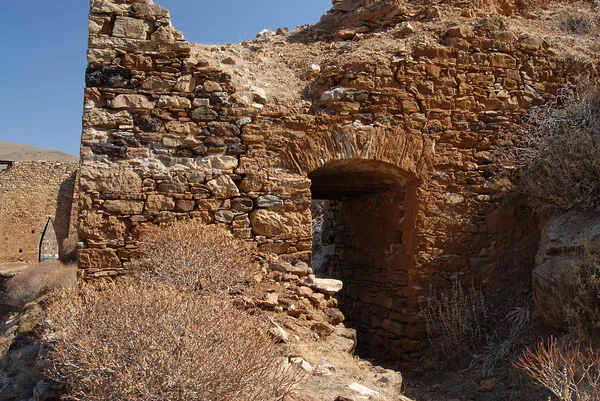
[0,1,328,156]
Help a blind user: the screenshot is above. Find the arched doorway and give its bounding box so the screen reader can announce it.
[309,159,418,362]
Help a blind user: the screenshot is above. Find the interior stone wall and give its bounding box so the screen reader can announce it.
[0,161,78,263]
[80,0,597,361]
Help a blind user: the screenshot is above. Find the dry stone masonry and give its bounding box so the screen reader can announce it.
[0,161,78,263]
[80,0,597,363]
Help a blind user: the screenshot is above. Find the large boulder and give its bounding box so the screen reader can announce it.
[533,209,600,329]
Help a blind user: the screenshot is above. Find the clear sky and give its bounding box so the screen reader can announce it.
[0,1,328,156]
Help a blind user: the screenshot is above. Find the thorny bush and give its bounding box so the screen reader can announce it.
[5,260,77,308]
[136,219,257,295]
[424,281,488,368]
[516,337,600,401]
[517,83,600,212]
[43,281,300,401]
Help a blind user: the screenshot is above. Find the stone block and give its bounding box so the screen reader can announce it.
[112,17,153,40]
[103,200,144,215]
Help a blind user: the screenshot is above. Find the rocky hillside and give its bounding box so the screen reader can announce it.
[0,140,77,162]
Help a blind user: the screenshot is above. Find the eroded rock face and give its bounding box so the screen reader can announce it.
[533,210,600,329]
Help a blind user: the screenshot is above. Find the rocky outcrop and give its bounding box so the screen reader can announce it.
[533,209,600,329]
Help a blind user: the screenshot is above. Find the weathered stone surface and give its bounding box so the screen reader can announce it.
[83,109,133,128]
[103,200,144,215]
[250,209,311,239]
[79,248,121,270]
[157,95,192,109]
[206,175,240,199]
[111,94,156,110]
[112,16,152,40]
[309,278,344,295]
[190,107,218,121]
[80,164,142,193]
[533,209,600,329]
[270,261,311,277]
[146,194,175,212]
[257,194,283,208]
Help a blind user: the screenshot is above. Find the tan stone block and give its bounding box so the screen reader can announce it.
[490,53,517,69]
[112,16,152,40]
[83,109,133,128]
[80,164,142,193]
[146,194,175,212]
[157,95,191,109]
[206,175,240,199]
[122,53,154,71]
[104,200,145,215]
[250,209,311,239]
[141,76,175,92]
[79,248,121,270]
[111,94,156,110]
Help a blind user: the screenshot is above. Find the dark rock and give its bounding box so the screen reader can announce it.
[90,143,127,157]
[86,66,131,87]
[136,115,163,132]
[207,122,240,137]
[190,107,219,122]
[325,308,345,325]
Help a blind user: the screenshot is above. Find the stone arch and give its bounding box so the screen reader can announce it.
[282,123,428,179]
[307,155,421,362]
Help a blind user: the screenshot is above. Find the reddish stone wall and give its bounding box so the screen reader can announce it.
[80,0,597,361]
[0,161,78,263]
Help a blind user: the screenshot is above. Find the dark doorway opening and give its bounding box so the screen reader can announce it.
[309,159,416,362]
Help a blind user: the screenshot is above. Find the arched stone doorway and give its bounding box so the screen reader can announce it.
[309,159,418,362]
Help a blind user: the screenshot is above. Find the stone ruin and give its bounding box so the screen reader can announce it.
[0,161,78,264]
[79,0,597,363]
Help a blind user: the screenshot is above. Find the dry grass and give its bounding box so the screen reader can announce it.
[517,82,600,212]
[516,337,600,401]
[423,281,488,368]
[5,261,77,308]
[136,219,257,295]
[43,281,300,401]
[558,5,600,34]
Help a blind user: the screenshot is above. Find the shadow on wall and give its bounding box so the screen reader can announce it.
[54,170,78,261]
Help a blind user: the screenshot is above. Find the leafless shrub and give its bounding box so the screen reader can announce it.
[59,235,78,264]
[424,281,488,368]
[517,83,600,212]
[515,337,600,401]
[136,219,257,295]
[559,8,599,35]
[5,261,77,308]
[564,238,600,342]
[43,281,300,401]
[478,306,531,377]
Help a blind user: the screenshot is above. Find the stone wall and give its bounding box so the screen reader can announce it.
[80,0,597,362]
[0,161,78,263]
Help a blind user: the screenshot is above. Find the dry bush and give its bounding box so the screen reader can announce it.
[424,281,488,368]
[559,6,599,34]
[564,239,600,342]
[5,261,77,308]
[136,219,257,295]
[43,281,300,401]
[516,337,600,401]
[59,235,78,264]
[517,83,600,212]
